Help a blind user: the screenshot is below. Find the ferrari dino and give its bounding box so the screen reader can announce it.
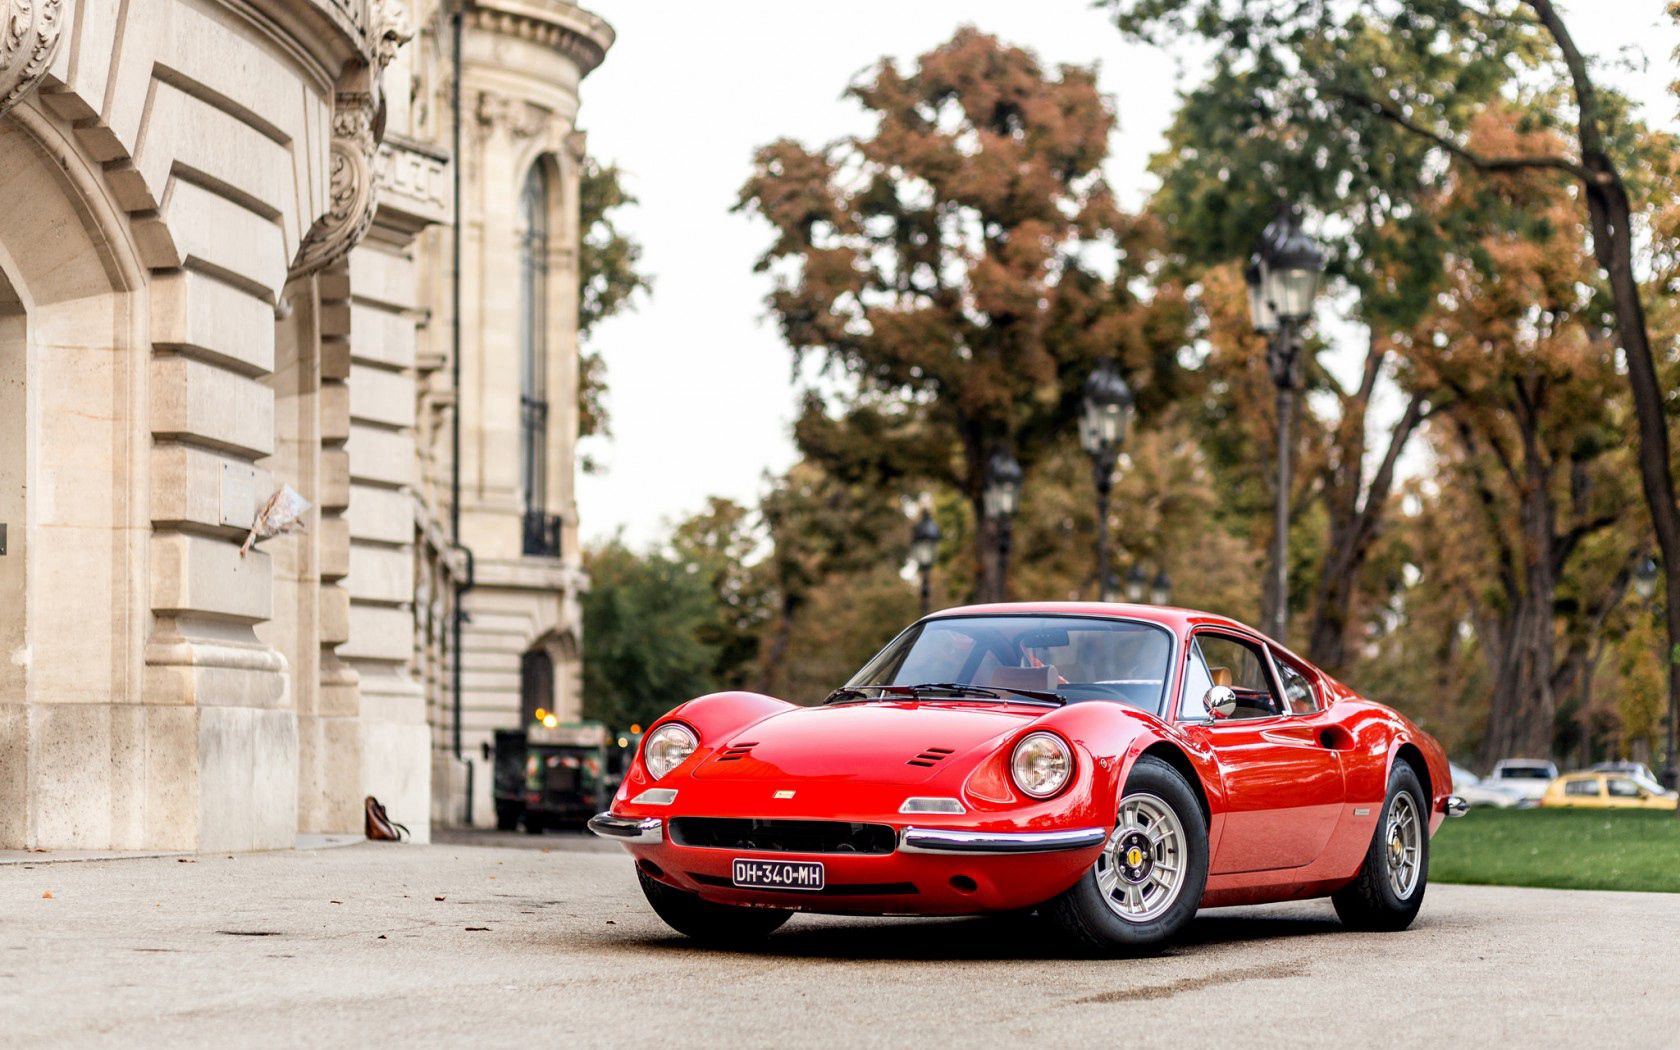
[590,602,1464,952]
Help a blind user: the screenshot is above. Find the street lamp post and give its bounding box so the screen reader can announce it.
[1635,556,1679,793]
[1245,206,1325,641]
[910,508,942,617]
[1079,361,1136,602]
[983,449,1024,603]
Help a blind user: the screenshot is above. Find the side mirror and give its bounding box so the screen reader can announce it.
[1205,685,1238,720]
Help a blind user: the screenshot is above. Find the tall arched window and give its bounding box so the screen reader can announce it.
[518,163,559,556]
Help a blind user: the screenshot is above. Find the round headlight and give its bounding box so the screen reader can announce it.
[643,723,697,780]
[1010,732,1073,799]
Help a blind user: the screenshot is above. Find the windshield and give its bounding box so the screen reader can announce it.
[846,615,1174,713]
[1497,765,1554,780]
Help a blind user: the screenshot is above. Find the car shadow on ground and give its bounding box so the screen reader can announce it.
[609,908,1346,963]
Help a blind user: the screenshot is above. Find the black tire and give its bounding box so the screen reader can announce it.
[522,813,546,835]
[1332,763,1429,931]
[636,869,792,945]
[1045,754,1209,955]
[494,803,521,833]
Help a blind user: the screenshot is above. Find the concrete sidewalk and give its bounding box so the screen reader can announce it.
[3,840,1676,1047]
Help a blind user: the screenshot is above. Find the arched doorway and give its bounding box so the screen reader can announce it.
[520,647,555,726]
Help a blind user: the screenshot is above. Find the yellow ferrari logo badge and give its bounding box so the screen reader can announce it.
[1126,846,1144,867]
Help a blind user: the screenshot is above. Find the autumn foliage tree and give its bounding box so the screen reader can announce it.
[736,28,1185,601]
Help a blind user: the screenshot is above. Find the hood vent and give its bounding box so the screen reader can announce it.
[907,747,955,768]
[716,742,757,762]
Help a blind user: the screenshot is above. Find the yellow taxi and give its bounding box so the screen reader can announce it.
[1540,772,1678,810]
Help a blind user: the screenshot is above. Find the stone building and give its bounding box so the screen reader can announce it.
[0,0,608,851]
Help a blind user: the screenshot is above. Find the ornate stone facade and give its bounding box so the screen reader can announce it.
[0,0,609,849]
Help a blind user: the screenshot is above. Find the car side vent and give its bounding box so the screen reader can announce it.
[716,743,757,762]
[907,747,955,768]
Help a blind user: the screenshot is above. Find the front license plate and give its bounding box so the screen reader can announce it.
[731,858,825,892]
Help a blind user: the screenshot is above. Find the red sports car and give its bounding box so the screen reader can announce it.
[590,602,1465,952]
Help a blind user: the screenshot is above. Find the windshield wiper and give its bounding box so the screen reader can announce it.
[906,682,1066,706]
[822,685,915,705]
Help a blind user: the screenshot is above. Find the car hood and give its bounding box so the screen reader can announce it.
[689,700,1041,786]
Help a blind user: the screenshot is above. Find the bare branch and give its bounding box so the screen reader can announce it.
[1327,85,1596,183]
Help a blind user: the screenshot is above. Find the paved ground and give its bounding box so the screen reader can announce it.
[3,833,1677,1048]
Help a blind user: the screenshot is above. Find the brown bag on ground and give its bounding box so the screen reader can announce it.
[364,795,409,842]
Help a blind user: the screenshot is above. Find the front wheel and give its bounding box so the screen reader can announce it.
[1045,754,1209,954]
[1332,763,1429,931]
[637,870,792,946]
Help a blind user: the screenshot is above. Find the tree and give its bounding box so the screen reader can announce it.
[580,540,719,730]
[737,27,1186,602]
[1406,111,1633,763]
[1111,0,1680,765]
[669,497,773,689]
[577,157,653,448]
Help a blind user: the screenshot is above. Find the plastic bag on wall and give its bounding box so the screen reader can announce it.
[240,485,311,556]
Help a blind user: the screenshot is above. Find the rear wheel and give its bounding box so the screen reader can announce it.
[1045,754,1209,954]
[494,802,521,833]
[637,870,792,945]
[1332,763,1428,931]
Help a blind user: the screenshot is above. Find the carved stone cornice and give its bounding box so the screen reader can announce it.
[374,133,450,235]
[473,91,550,140]
[464,0,614,76]
[288,0,413,279]
[0,0,65,118]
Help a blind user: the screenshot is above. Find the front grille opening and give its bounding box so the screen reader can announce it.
[637,859,666,879]
[669,818,897,855]
[948,874,978,893]
[907,746,955,768]
[716,743,757,762]
[689,873,917,896]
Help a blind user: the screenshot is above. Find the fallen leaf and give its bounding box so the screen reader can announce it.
[605,920,615,925]
[177,858,195,864]
[465,926,489,932]
[377,935,387,940]
[41,891,52,899]
[329,900,343,905]
[434,896,446,902]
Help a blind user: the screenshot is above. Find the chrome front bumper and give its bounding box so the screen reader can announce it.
[898,826,1108,855]
[1444,795,1469,818]
[587,813,663,844]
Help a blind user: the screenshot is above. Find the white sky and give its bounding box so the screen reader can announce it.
[574,0,1680,548]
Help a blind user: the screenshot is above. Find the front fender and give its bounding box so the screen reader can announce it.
[613,691,794,805]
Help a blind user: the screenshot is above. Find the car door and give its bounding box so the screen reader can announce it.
[1179,632,1346,874]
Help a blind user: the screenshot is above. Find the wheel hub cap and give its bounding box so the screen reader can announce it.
[1094,793,1188,924]
[1384,792,1422,899]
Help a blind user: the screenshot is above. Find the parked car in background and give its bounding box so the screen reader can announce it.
[1589,762,1675,799]
[1541,772,1679,810]
[1488,759,1559,804]
[1449,763,1522,808]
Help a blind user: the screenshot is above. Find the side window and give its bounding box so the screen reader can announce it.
[1274,656,1319,714]
[1564,778,1601,797]
[1177,640,1216,720]
[1189,634,1281,719]
[1607,778,1641,798]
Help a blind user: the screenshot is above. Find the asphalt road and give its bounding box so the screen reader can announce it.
[3,835,1676,1048]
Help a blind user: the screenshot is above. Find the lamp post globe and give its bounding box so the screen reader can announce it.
[983,450,1023,521]
[1079,361,1135,458]
[1150,569,1173,607]
[1125,564,1148,604]
[1634,555,1659,602]
[1261,209,1326,324]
